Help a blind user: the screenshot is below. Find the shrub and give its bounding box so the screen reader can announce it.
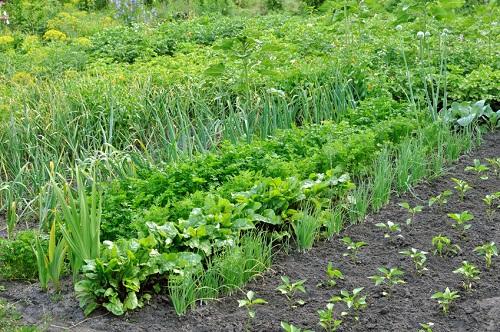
[0,230,46,280]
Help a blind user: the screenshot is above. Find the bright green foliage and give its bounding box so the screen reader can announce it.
[465,159,489,179]
[330,287,367,320]
[317,262,344,288]
[276,276,307,306]
[292,212,321,252]
[474,242,498,269]
[432,235,461,257]
[451,178,472,200]
[341,236,367,263]
[428,190,452,209]
[486,158,500,178]
[447,211,474,234]
[453,261,480,291]
[371,148,393,212]
[375,220,401,239]
[6,200,17,240]
[0,230,44,280]
[280,322,313,332]
[238,290,267,330]
[418,322,435,332]
[368,267,405,290]
[400,248,428,275]
[483,192,500,221]
[398,202,423,225]
[317,303,342,332]
[431,287,460,314]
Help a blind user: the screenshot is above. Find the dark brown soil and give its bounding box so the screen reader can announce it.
[1,131,499,332]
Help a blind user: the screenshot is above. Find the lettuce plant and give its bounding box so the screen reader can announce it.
[453,261,480,291]
[400,248,428,275]
[431,288,460,314]
[474,242,498,269]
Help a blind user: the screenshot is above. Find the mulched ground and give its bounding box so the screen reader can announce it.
[1,131,499,332]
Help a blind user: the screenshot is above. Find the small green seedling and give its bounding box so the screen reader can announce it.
[432,235,461,257]
[280,322,313,332]
[276,276,306,306]
[400,248,428,274]
[428,190,452,210]
[318,303,342,332]
[447,211,474,235]
[318,262,344,288]
[368,267,405,295]
[474,242,498,269]
[486,158,500,178]
[451,178,472,200]
[238,291,267,331]
[453,261,480,291]
[483,192,500,221]
[431,287,460,314]
[399,201,423,225]
[341,237,367,263]
[418,322,435,332]
[375,220,401,239]
[465,159,489,179]
[330,287,367,320]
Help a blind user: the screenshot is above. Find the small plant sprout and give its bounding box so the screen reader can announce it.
[474,242,498,269]
[428,190,452,209]
[418,322,435,332]
[465,159,489,179]
[432,235,461,257]
[483,192,500,221]
[368,267,405,295]
[447,211,474,235]
[276,276,307,306]
[453,261,480,291]
[280,322,313,332]
[318,262,344,288]
[451,178,472,200]
[485,158,500,178]
[341,237,367,263]
[398,202,423,225]
[317,303,342,332]
[330,288,367,321]
[399,248,428,274]
[431,288,460,314]
[375,220,401,239]
[238,291,267,330]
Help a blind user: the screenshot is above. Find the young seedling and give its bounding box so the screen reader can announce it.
[399,202,423,225]
[375,220,401,239]
[317,303,342,332]
[317,262,344,288]
[432,235,461,257]
[280,322,313,332]
[483,192,500,221]
[447,211,474,235]
[400,248,428,274]
[330,288,367,321]
[474,242,498,269]
[276,276,306,306]
[428,190,452,210]
[368,267,405,295]
[451,178,472,200]
[465,159,489,179]
[341,237,367,263]
[485,158,500,178]
[238,291,267,331]
[431,287,460,314]
[453,261,480,291]
[418,322,435,332]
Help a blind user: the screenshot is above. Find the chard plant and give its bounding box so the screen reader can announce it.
[418,322,435,332]
[317,303,342,332]
[375,220,401,239]
[432,235,460,257]
[483,192,500,221]
[238,291,267,331]
[474,242,498,269]
[400,248,428,274]
[453,261,480,291]
[428,190,452,210]
[431,287,460,314]
[451,178,472,201]
[330,287,367,321]
[465,159,489,179]
[280,322,313,332]
[398,201,423,225]
[485,158,500,178]
[447,211,474,235]
[317,262,344,288]
[276,276,307,307]
[341,237,367,263]
[368,267,405,295]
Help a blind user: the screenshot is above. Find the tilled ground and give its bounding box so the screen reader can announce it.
[1,131,499,332]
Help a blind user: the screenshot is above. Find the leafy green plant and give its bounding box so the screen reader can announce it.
[447,211,474,235]
[238,291,267,331]
[318,303,342,332]
[451,178,472,201]
[485,158,500,178]
[431,288,460,314]
[375,220,401,239]
[330,287,367,320]
[453,261,480,291]
[483,192,500,221]
[398,202,423,225]
[169,273,196,316]
[276,276,307,306]
[465,159,489,180]
[428,190,452,210]
[6,200,17,240]
[368,267,405,295]
[442,100,493,129]
[418,322,435,332]
[280,322,313,332]
[399,248,428,275]
[0,230,43,280]
[474,242,498,269]
[317,262,344,288]
[292,212,320,252]
[341,237,367,263]
[432,235,461,257]
[371,147,393,212]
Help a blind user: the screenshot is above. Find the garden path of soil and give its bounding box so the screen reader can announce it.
[1,131,499,332]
